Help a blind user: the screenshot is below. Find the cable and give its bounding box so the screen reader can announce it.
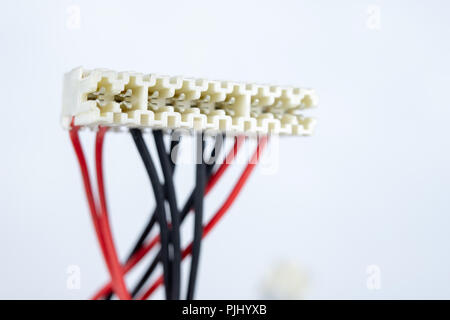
[187,133,206,299]
[204,136,244,204]
[92,135,244,299]
[131,251,161,297]
[154,129,181,300]
[179,135,244,222]
[69,125,107,260]
[126,136,180,259]
[129,136,245,298]
[69,123,131,300]
[138,136,268,300]
[105,133,181,300]
[129,135,215,298]
[103,213,155,301]
[93,135,243,300]
[95,127,131,300]
[91,234,160,300]
[130,128,171,300]
[125,133,217,267]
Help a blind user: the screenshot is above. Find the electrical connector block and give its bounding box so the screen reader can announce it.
[62,67,318,136]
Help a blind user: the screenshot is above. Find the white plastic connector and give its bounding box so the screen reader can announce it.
[61,67,318,136]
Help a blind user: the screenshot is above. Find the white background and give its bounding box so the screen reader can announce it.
[1,0,449,299]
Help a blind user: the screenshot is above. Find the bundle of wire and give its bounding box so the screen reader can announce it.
[69,119,268,300]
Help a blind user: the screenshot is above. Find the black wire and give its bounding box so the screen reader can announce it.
[153,129,181,300]
[130,134,223,298]
[187,133,206,300]
[130,128,172,300]
[131,251,161,297]
[179,134,223,223]
[128,215,157,258]
[127,137,179,258]
[104,133,181,300]
[128,134,218,262]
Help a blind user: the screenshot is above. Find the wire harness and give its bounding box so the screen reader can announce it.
[62,67,318,135]
[65,67,316,300]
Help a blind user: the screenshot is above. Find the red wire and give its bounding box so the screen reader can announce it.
[69,125,108,258]
[139,136,268,300]
[205,135,245,194]
[91,235,161,300]
[69,122,130,300]
[91,135,245,300]
[95,127,131,300]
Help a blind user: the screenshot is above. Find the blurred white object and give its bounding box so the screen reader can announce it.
[260,260,309,299]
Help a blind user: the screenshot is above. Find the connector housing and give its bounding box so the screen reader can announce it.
[62,67,318,135]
